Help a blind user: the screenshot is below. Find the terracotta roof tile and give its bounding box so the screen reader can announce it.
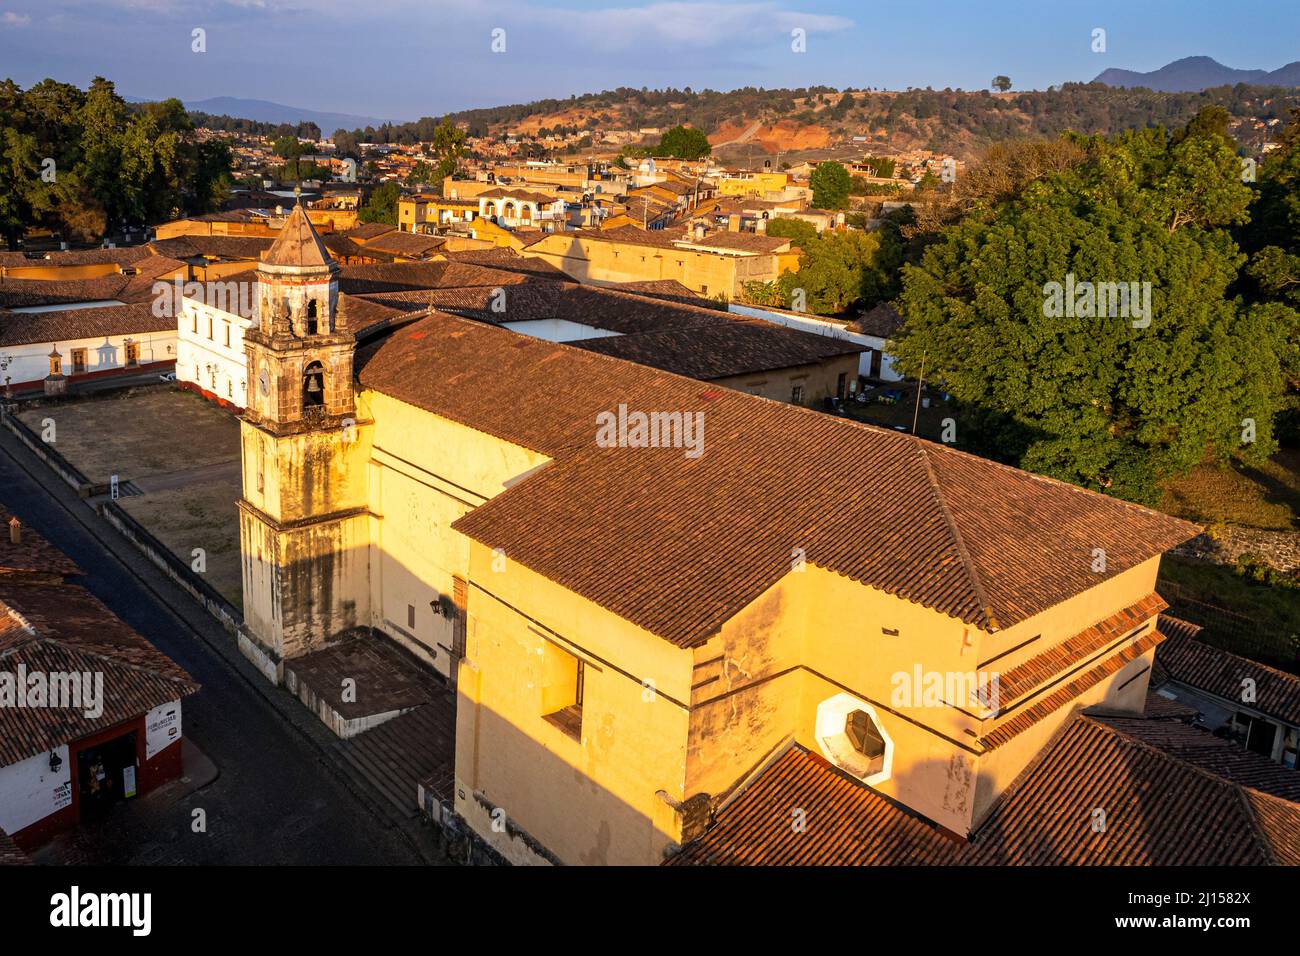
[0,581,199,767]
[982,593,1167,710]
[1157,624,1300,725]
[668,715,1300,865]
[354,312,1197,647]
[0,303,173,348]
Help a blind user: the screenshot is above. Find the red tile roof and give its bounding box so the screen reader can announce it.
[0,581,199,767]
[977,626,1165,750]
[1157,623,1300,726]
[667,714,1300,865]
[355,312,1197,647]
[0,303,174,348]
[983,593,1167,710]
[0,506,80,580]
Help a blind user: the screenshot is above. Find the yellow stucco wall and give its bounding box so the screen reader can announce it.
[359,389,549,674]
[455,542,694,865]
[525,233,789,299]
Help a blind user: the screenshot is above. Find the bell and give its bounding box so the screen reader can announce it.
[306,376,322,394]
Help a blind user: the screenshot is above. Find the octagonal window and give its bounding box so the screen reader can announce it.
[814,694,893,784]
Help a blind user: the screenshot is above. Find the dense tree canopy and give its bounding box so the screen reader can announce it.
[810,161,851,209]
[656,124,711,160]
[890,110,1299,504]
[742,224,903,315]
[0,77,231,246]
[358,181,401,225]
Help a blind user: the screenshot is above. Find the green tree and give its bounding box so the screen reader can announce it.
[656,124,711,159]
[764,216,818,246]
[810,160,851,209]
[890,114,1296,504]
[359,180,402,225]
[992,76,1012,93]
[773,226,903,314]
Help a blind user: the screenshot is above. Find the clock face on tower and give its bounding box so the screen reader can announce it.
[258,362,270,398]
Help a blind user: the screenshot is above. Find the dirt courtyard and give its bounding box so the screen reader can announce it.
[20,388,244,606]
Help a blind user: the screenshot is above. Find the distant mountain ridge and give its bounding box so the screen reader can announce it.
[1093,56,1300,92]
[126,94,395,133]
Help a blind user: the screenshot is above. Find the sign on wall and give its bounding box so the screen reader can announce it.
[0,745,72,834]
[145,700,182,760]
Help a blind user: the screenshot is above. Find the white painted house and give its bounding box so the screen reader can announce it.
[0,302,177,394]
[175,275,258,409]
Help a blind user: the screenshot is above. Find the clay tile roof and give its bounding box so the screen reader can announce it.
[1157,623,1300,726]
[667,715,1300,865]
[0,505,80,579]
[0,274,129,309]
[573,318,863,380]
[0,581,199,767]
[346,222,397,241]
[263,204,333,269]
[356,312,1197,647]
[850,303,904,338]
[980,593,1167,710]
[0,303,173,348]
[1096,715,1300,802]
[441,247,569,279]
[361,231,446,259]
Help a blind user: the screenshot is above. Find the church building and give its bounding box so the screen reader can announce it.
[235,209,1299,868]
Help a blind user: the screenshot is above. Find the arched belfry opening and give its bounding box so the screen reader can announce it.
[303,360,325,409]
[306,299,319,336]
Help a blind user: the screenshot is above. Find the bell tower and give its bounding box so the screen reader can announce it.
[238,203,372,673]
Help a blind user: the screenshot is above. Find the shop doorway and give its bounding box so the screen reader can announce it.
[76,732,138,818]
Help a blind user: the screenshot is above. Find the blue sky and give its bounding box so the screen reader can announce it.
[1,0,1298,121]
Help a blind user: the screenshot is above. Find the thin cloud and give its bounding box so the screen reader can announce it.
[2,10,32,25]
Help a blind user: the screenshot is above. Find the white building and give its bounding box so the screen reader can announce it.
[176,275,257,409]
[0,302,177,394]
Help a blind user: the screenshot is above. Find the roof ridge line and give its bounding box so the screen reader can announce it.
[913,438,999,631]
[1232,782,1280,864]
[12,635,197,687]
[1087,713,1268,797]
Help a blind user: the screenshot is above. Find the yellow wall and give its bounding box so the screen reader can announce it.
[525,233,790,299]
[358,389,549,675]
[453,531,1169,861]
[718,172,790,197]
[455,541,694,865]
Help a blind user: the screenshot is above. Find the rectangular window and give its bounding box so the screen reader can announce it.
[791,384,804,405]
[191,313,198,334]
[541,641,584,741]
[407,604,416,629]
[125,342,140,367]
[836,372,847,399]
[71,349,87,374]
[224,323,231,348]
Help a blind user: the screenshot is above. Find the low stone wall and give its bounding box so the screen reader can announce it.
[0,405,92,495]
[98,500,244,637]
[1171,525,1300,572]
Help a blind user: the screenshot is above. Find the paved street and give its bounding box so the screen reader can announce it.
[0,420,446,865]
